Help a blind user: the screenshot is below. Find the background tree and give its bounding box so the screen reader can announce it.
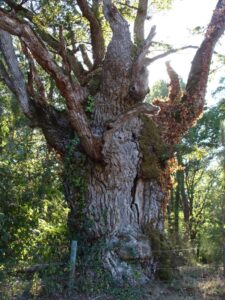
[0,85,68,264]
[0,0,225,286]
[150,78,225,262]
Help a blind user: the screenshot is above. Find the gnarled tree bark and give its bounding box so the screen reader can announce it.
[0,0,225,286]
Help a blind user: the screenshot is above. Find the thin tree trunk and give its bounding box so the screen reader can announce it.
[174,172,180,242]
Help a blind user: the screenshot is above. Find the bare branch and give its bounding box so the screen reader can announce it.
[3,0,87,83]
[119,2,138,10]
[134,25,156,71]
[59,25,71,76]
[77,0,105,66]
[147,43,223,65]
[134,0,148,45]
[129,26,156,101]
[0,25,75,156]
[79,44,93,70]
[0,29,32,117]
[21,41,47,107]
[0,58,16,94]
[0,9,101,160]
[147,45,198,64]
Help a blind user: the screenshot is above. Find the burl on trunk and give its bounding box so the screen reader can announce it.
[0,0,225,286]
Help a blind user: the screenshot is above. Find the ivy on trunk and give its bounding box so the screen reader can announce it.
[0,0,225,286]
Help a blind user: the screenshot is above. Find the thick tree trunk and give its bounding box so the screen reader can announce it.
[63,109,166,285]
[1,0,225,289]
[87,120,164,285]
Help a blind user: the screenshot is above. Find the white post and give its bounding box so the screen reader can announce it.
[69,240,77,291]
[223,243,225,278]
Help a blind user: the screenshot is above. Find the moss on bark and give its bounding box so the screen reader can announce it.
[139,115,168,184]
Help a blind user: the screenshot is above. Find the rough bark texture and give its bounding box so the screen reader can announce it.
[0,0,225,286]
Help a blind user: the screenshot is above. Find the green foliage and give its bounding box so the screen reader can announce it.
[147,78,185,103]
[0,94,69,265]
[196,168,224,263]
[182,99,225,150]
[172,100,225,262]
[63,137,88,241]
[151,0,173,10]
[150,80,225,265]
[85,95,95,114]
[148,80,169,102]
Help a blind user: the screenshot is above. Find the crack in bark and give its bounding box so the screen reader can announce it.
[130,174,140,224]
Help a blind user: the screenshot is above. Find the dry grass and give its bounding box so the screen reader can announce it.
[0,265,224,300]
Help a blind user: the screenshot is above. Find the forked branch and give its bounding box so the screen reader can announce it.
[0,29,76,155]
[133,25,156,75]
[0,10,101,160]
[154,0,225,145]
[77,0,105,66]
[21,42,48,107]
[3,0,87,83]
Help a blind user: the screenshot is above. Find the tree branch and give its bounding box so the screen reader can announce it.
[154,0,225,146]
[129,26,156,101]
[184,0,225,109]
[3,0,87,83]
[102,0,133,97]
[77,0,105,66]
[21,41,47,107]
[0,29,32,117]
[134,0,148,45]
[133,25,156,73]
[147,43,223,65]
[166,61,182,103]
[147,45,198,64]
[103,0,128,31]
[0,58,17,94]
[0,10,101,160]
[79,44,93,70]
[0,30,75,155]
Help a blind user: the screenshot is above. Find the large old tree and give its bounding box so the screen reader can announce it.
[0,0,225,285]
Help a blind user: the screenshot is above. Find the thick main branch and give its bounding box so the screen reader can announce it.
[3,0,87,83]
[0,10,101,160]
[0,29,31,117]
[154,0,225,145]
[185,0,225,107]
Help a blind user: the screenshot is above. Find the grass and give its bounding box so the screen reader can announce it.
[0,264,224,299]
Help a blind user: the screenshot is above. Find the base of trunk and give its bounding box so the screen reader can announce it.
[64,118,167,286]
[102,225,157,285]
[76,224,164,287]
